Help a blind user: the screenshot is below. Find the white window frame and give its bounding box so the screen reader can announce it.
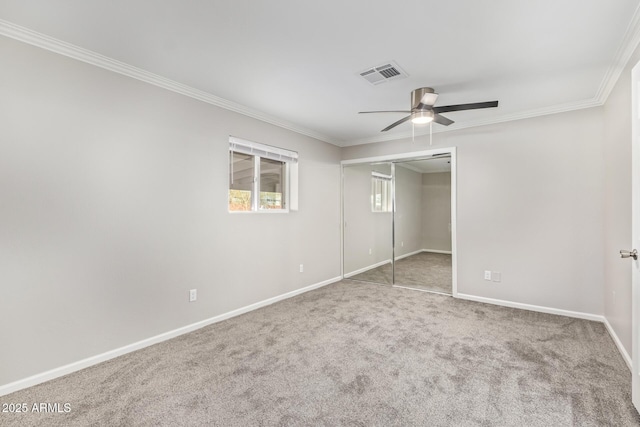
[228,136,298,213]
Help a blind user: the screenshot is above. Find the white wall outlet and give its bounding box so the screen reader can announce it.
[369,248,372,255]
[401,241,404,247]
[189,289,197,302]
[484,271,492,280]
[492,272,502,282]
[299,264,304,273]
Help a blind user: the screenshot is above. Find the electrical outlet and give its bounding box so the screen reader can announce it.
[492,272,502,282]
[189,289,197,302]
[299,264,304,273]
[369,248,372,255]
[484,271,492,280]
[401,241,404,247]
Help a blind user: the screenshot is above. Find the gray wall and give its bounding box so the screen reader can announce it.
[343,107,605,315]
[602,44,640,356]
[0,36,341,386]
[422,172,452,252]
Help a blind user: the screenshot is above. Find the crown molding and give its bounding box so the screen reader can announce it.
[4,6,640,150]
[594,2,640,104]
[0,19,343,147]
[345,4,640,147]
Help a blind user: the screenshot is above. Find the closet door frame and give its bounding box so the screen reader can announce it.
[341,147,457,297]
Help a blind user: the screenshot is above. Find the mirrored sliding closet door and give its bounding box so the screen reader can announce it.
[343,162,393,285]
[393,157,452,294]
[343,154,454,295]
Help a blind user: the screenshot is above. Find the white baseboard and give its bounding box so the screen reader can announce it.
[395,249,424,261]
[344,259,390,278]
[603,317,632,371]
[0,276,342,397]
[422,249,452,254]
[456,293,605,322]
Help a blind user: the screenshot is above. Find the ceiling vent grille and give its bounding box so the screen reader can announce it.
[359,61,408,85]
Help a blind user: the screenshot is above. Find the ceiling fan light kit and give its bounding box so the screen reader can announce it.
[411,110,434,124]
[360,87,499,132]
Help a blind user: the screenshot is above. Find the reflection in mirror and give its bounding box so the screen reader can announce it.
[394,157,452,294]
[343,162,393,285]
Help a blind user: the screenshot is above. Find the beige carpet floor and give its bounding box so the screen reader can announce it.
[349,252,452,294]
[2,280,638,426]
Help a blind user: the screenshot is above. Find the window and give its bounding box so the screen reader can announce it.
[229,152,254,211]
[229,137,298,212]
[259,157,285,209]
[371,172,392,212]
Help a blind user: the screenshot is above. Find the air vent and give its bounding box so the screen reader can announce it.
[379,66,400,78]
[359,61,408,86]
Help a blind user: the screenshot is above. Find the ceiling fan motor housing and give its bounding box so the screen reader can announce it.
[411,87,437,109]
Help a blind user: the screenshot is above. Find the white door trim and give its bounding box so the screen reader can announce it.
[631,60,640,411]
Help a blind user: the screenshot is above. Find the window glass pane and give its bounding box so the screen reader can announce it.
[229,152,254,211]
[260,158,286,210]
[371,176,391,212]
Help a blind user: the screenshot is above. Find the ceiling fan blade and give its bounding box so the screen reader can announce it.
[359,110,412,114]
[434,101,498,113]
[381,115,412,132]
[433,113,454,126]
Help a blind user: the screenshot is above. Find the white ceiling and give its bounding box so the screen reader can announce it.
[1,1,639,147]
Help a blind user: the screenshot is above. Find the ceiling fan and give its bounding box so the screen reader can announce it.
[359,87,499,132]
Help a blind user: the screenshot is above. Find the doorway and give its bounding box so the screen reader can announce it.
[341,148,457,296]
